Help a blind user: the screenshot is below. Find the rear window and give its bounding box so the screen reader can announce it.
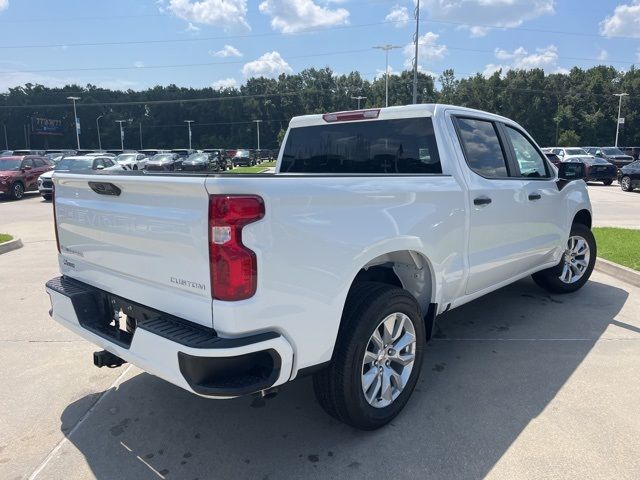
[280,117,442,174]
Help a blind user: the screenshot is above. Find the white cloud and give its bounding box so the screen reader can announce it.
[483,45,567,76]
[403,31,447,69]
[0,0,8,12]
[242,51,293,78]
[210,44,243,57]
[423,0,554,37]
[161,0,249,30]
[185,22,200,33]
[212,77,238,89]
[600,1,640,37]
[385,5,409,27]
[259,0,349,33]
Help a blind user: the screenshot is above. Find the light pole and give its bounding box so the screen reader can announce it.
[253,119,262,151]
[374,44,402,107]
[351,95,367,109]
[184,120,194,150]
[412,0,421,104]
[67,96,81,149]
[96,115,103,150]
[115,120,127,150]
[614,93,628,147]
[2,124,7,150]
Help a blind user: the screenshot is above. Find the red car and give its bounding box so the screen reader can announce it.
[0,156,53,200]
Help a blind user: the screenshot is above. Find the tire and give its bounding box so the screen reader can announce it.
[532,223,596,294]
[602,179,613,186]
[42,194,52,201]
[620,176,633,192]
[313,281,425,430]
[10,182,24,200]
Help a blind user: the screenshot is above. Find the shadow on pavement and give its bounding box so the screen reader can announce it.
[59,277,628,479]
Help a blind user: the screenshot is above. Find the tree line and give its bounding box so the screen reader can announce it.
[1,65,638,151]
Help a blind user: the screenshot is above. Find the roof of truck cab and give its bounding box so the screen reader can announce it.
[288,103,514,128]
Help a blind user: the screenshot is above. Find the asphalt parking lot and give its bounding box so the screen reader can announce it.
[1,187,639,480]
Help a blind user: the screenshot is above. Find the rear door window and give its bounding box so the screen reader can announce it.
[454,117,509,178]
[280,117,442,174]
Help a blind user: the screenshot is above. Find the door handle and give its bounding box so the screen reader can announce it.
[528,192,542,201]
[473,196,492,206]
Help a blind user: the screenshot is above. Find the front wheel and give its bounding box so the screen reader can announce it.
[532,223,596,294]
[620,176,633,191]
[313,282,425,430]
[10,182,24,200]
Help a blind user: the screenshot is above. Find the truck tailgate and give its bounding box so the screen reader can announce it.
[54,173,213,327]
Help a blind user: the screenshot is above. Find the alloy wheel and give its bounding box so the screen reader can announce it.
[361,312,416,408]
[559,235,590,284]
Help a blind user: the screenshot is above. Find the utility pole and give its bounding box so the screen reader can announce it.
[253,119,262,151]
[115,120,127,150]
[139,122,143,149]
[351,95,367,109]
[96,115,103,150]
[614,93,628,147]
[67,96,81,149]
[374,44,402,107]
[412,0,421,104]
[184,120,194,150]
[3,124,8,150]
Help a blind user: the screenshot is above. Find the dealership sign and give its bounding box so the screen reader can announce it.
[30,117,64,136]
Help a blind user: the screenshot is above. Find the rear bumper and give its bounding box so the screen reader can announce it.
[45,276,293,398]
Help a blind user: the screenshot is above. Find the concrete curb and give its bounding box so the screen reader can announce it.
[0,238,23,255]
[595,257,640,288]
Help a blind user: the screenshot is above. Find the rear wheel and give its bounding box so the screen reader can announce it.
[532,223,596,294]
[602,179,613,186]
[313,282,425,430]
[620,176,633,191]
[42,194,52,201]
[10,182,24,200]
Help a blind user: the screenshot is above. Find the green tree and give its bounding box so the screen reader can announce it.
[558,130,581,146]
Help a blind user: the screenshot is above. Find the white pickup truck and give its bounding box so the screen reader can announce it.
[46,104,595,430]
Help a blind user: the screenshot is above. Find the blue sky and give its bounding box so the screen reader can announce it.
[0,0,637,92]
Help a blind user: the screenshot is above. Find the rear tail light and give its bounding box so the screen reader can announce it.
[208,195,265,301]
[322,109,380,122]
[52,185,60,253]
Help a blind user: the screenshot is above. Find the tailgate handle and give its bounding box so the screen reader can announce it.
[89,181,121,196]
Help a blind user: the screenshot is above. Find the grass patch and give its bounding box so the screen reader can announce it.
[0,233,13,244]
[593,227,640,271]
[222,161,276,174]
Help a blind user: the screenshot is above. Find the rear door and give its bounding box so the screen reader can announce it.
[54,174,213,327]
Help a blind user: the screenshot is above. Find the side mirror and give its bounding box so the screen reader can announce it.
[557,162,584,181]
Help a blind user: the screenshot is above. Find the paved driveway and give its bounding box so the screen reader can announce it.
[1,193,639,480]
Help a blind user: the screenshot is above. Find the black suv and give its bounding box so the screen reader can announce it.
[203,149,232,170]
[584,147,633,169]
[618,160,640,192]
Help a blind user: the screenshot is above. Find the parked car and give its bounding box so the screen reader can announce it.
[144,152,182,171]
[139,149,168,157]
[232,149,255,166]
[583,147,634,169]
[171,149,195,160]
[115,152,149,170]
[548,147,589,159]
[0,155,53,199]
[562,155,617,185]
[38,155,123,200]
[622,146,640,160]
[618,160,640,191]
[203,149,232,170]
[544,152,562,167]
[181,152,222,171]
[47,104,595,430]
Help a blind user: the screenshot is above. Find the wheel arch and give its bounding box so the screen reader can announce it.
[572,209,592,229]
